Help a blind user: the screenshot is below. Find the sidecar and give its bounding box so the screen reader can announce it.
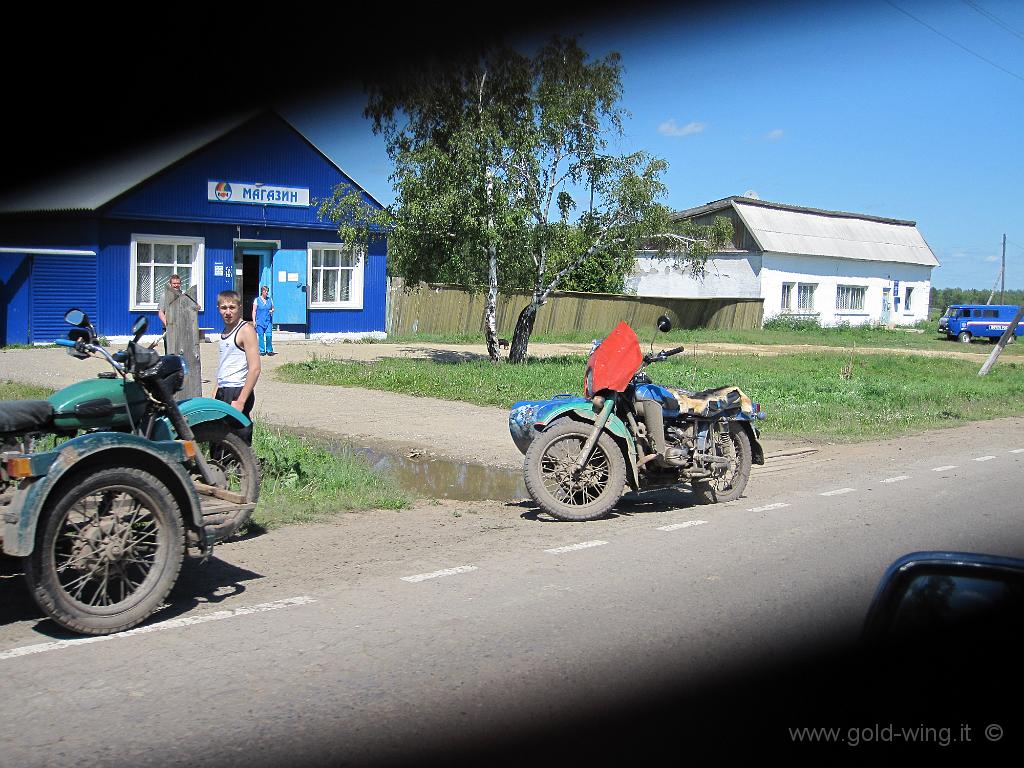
[0,428,213,635]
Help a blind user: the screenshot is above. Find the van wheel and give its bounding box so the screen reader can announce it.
[958,331,972,343]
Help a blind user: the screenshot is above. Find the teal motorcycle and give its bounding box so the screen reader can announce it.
[0,310,259,635]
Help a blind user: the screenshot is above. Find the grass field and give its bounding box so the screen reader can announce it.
[278,351,1024,441]
[378,322,1024,356]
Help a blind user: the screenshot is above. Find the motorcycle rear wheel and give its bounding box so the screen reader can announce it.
[692,424,751,504]
[524,419,626,521]
[24,467,185,635]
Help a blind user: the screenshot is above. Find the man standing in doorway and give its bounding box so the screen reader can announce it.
[214,290,261,443]
[252,284,275,356]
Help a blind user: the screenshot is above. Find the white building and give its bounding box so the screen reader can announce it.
[627,196,939,327]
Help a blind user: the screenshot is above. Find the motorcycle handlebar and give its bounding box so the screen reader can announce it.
[58,337,127,374]
[643,345,686,365]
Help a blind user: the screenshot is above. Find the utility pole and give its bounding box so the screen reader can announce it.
[1001,233,1006,304]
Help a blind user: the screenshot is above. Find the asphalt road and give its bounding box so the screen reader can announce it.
[1,416,1022,764]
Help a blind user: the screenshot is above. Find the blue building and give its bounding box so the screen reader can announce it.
[0,111,387,345]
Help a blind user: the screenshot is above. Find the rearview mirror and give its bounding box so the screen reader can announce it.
[862,551,1024,644]
[657,314,672,333]
[131,315,148,342]
[64,308,88,327]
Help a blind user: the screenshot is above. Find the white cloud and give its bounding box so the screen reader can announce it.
[766,128,784,140]
[984,255,999,262]
[658,119,706,137]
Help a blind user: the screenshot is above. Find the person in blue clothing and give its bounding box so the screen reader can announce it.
[252,284,275,356]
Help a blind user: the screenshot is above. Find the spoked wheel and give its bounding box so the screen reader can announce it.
[524,419,626,521]
[692,424,752,504]
[24,467,184,635]
[191,426,261,536]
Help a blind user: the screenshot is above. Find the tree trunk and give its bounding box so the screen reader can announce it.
[508,300,539,364]
[483,246,501,362]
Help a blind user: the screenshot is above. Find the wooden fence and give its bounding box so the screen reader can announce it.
[385,280,764,336]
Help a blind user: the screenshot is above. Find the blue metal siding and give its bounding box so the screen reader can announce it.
[96,220,385,336]
[30,253,98,344]
[2,114,388,339]
[307,238,387,333]
[0,253,31,346]
[104,114,380,228]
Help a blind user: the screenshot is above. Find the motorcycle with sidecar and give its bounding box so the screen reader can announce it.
[0,310,260,635]
[510,315,766,521]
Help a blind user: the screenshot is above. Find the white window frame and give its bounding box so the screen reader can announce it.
[904,286,914,312]
[797,283,817,312]
[835,284,867,312]
[781,282,794,312]
[130,234,205,311]
[307,242,365,310]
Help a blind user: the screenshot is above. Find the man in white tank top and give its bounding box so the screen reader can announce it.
[214,290,261,441]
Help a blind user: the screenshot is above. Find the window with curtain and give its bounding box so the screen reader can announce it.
[308,244,364,309]
[131,235,204,310]
[836,285,866,311]
[797,283,816,312]
[781,282,794,311]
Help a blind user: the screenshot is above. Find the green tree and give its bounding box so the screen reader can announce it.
[319,37,732,362]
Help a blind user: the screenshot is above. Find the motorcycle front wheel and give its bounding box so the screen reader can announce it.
[191,425,261,536]
[692,424,752,504]
[524,419,626,521]
[24,467,185,635]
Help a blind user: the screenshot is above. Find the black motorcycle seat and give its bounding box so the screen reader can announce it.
[0,400,54,436]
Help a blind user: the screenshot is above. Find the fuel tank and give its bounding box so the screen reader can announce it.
[48,376,149,431]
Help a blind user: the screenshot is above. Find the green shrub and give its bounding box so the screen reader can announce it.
[761,315,823,332]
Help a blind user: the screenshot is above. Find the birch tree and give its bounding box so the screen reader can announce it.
[319,37,732,363]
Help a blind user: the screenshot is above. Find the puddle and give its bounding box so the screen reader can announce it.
[354,447,528,502]
[283,427,527,501]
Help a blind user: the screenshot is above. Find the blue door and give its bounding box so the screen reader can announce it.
[272,249,307,326]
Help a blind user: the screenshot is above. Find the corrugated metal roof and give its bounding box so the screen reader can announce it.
[674,196,939,267]
[0,112,256,215]
[0,109,384,215]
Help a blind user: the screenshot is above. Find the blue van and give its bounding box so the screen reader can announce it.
[938,304,1024,343]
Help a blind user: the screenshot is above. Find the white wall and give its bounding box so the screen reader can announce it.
[760,252,932,327]
[626,251,761,298]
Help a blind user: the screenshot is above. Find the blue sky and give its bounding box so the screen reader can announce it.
[281,0,1024,289]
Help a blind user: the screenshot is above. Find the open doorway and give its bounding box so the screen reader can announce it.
[242,254,261,321]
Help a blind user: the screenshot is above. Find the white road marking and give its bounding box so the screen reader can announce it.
[746,503,790,513]
[657,520,709,531]
[401,565,478,583]
[1010,449,1024,454]
[880,475,910,483]
[975,456,997,462]
[820,488,856,496]
[932,465,958,472]
[0,596,316,662]
[545,540,609,555]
